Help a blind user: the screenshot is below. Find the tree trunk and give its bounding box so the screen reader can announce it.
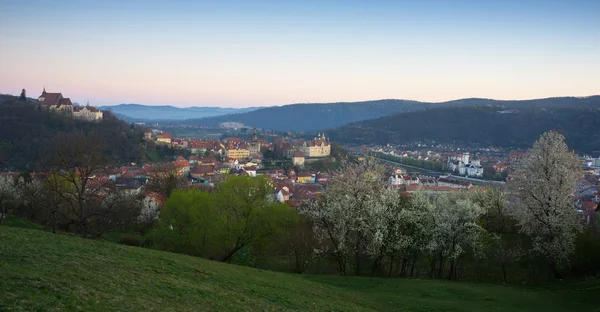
[220,245,243,263]
[448,260,455,280]
[354,237,361,276]
[410,256,417,278]
[400,258,408,277]
[549,262,562,280]
[501,264,507,283]
[388,256,394,277]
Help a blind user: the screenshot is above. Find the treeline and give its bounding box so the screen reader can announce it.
[0,95,145,171]
[371,151,448,172]
[2,131,600,284]
[329,105,600,154]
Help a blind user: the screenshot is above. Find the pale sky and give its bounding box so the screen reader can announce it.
[1,0,599,107]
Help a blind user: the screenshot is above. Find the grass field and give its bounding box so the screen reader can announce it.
[1,224,599,311]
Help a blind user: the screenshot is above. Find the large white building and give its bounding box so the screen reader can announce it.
[447,152,483,178]
[296,133,331,158]
[73,104,103,121]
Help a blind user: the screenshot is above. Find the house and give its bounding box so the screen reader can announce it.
[316,172,328,184]
[114,177,146,195]
[404,175,420,186]
[276,186,292,203]
[223,158,239,168]
[174,157,190,177]
[297,172,314,184]
[190,165,215,180]
[214,162,230,174]
[144,129,152,140]
[243,166,257,177]
[418,175,437,186]
[37,88,73,113]
[156,133,172,144]
[292,151,305,167]
[73,104,103,121]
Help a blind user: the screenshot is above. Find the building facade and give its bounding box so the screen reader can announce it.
[73,105,103,121]
[226,149,250,160]
[296,133,331,158]
[248,128,261,156]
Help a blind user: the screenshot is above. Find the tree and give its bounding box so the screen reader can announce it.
[45,132,110,236]
[138,197,161,225]
[472,187,522,283]
[213,175,297,262]
[280,216,318,273]
[423,192,486,280]
[145,163,186,198]
[509,131,583,277]
[483,165,496,179]
[18,89,26,101]
[155,189,218,257]
[0,176,18,224]
[299,158,384,275]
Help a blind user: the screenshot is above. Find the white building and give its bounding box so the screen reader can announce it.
[73,105,103,121]
[388,174,404,186]
[447,152,483,178]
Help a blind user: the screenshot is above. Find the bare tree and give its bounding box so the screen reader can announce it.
[145,163,186,198]
[45,132,110,236]
[509,131,583,277]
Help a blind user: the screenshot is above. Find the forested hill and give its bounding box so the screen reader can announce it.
[173,99,431,131]
[0,95,144,171]
[172,96,600,132]
[98,104,258,120]
[328,105,600,153]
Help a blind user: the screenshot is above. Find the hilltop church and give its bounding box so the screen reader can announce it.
[37,88,103,121]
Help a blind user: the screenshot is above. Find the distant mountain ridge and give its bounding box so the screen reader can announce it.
[326,96,600,153]
[169,96,600,131]
[98,104,259,120]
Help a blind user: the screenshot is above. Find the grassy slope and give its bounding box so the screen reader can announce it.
[1,226,598,312]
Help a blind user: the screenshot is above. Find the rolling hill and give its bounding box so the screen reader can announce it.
[0,95,144,171]
[1,223,598,311]
[171,96,600,132]
[99,104,259,120]
[328,104,600,153]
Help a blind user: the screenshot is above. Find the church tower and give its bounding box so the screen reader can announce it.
[249,128,261,156]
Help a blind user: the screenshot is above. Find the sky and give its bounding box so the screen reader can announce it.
[1,0,599,107]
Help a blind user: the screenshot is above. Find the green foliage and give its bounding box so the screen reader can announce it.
[152,176,298,262]
[1,226,599,311]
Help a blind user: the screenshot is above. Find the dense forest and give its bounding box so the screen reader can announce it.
[328,105,600,154]
[166,96,600,132]
[0,95,145,171]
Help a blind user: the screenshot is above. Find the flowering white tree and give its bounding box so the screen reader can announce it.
[0,176,18,224]
[299,158,384,275]
[509,131,583,275]
[138,197,161,224]
[420,192,486,279]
